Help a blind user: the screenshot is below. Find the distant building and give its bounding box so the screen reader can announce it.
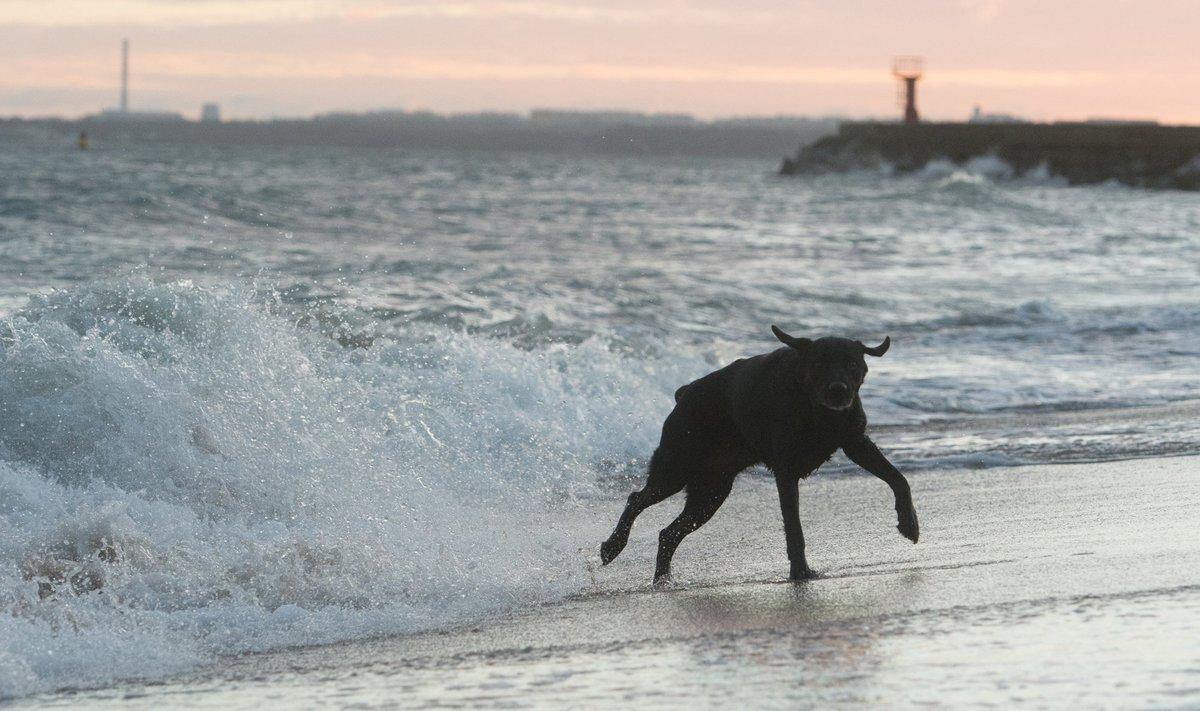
[529,109,697,127]
[201,103,221,123]
[1084,117,1159,126]
[712,115,842,128]
[95,109,185,122]
[315,109,407,121]
[969,105,1029,124]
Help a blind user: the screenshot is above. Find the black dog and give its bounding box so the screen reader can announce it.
[600,326,919,583]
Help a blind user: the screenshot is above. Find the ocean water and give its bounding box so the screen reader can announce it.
[1,128,1199,698]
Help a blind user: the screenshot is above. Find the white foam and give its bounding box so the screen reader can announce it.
[3,278,1199,698]
[915,155,1067,187]
[0,279,700,697]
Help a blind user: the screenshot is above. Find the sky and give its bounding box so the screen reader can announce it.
[3,0,1199,123]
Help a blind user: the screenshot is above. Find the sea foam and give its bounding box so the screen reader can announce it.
[0,279,697,697]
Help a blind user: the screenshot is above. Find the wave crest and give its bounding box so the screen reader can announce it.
[0,278,696,698]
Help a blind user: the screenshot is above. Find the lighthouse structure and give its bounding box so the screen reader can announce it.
[892,56,923,125]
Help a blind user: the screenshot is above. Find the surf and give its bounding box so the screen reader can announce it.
[0,277,700,698]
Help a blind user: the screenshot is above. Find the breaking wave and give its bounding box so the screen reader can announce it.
[3,277,1199,697]
[915,156,1068,188]
[0,279,698,697]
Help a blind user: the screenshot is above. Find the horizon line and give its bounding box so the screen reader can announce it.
[2,107,1189,127]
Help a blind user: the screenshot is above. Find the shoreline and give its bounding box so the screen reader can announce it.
[19,453,1200,708]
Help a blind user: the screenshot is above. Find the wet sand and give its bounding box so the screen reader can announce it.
[20,456,1200,709]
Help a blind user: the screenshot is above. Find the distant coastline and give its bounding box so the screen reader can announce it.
[0,110,838,159]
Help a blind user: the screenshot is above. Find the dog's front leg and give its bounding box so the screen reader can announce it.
[775,472,817,580]
[842,434,919,543]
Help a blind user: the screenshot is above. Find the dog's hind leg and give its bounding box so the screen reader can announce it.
[600,449,688,565]
[653,476,734,584]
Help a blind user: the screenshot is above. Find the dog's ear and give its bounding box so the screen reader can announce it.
[771,325,812,351]
[859,336,891,357]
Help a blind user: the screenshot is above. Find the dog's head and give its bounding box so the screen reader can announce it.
[771,325,889,411]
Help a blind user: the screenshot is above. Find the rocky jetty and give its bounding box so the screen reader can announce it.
[782,121,1200,190]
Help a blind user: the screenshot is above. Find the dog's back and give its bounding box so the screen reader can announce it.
[661,359,751,470]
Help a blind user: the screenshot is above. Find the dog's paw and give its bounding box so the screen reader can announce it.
[599,538,624,565]
[789,564,820,581]
[897,504,920,543]
[653,572,674,588]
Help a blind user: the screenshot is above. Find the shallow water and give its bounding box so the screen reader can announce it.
[1,129,1199,698]
[20,458,1200,709]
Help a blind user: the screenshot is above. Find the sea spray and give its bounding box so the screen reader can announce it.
[0,278,700,697]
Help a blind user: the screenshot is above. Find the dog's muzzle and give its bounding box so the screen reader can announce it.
[822,382,853,410]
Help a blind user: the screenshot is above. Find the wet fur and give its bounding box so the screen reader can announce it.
[600,327,919,583]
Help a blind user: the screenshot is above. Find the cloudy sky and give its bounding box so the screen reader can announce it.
[3,0,1198,122]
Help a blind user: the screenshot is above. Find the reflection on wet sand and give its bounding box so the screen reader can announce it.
[26,456,1200,709]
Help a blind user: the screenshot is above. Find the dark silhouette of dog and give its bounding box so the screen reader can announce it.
[600,326,919,583]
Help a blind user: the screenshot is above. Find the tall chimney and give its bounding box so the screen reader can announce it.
[120,38,129,113]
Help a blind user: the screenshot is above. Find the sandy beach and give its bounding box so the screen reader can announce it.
[19,454,1200,709]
